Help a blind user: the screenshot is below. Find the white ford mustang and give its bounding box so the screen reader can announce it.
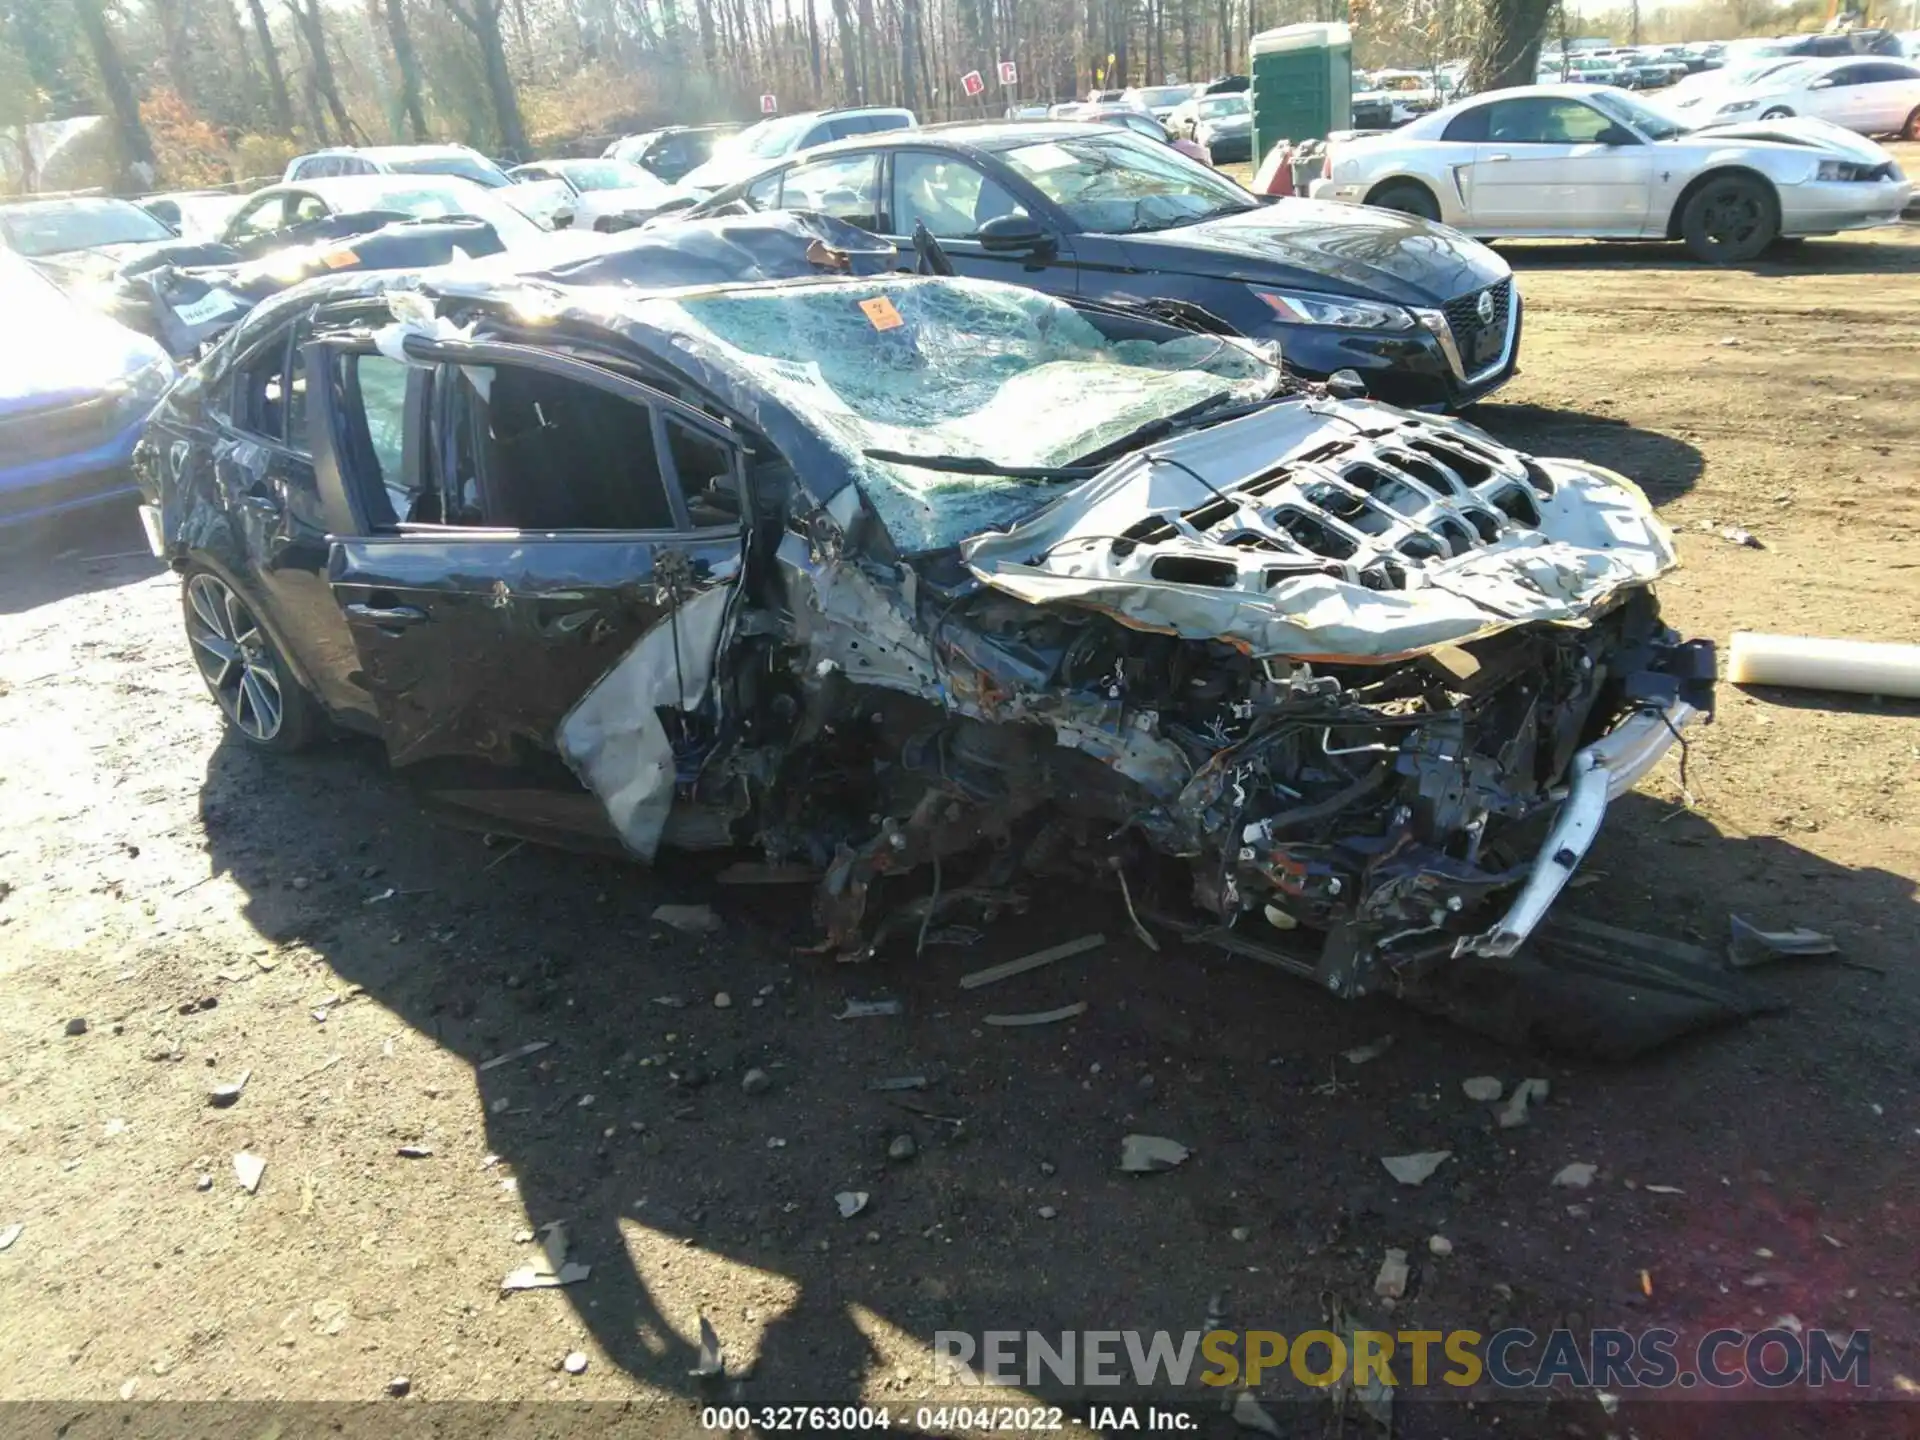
[1310,83,1912,263]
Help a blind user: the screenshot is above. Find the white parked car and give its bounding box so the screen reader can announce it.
[1663,57,1816,115]
[507,158,696,231]
[1310,84,1912,263]
[1702,55,1920,137]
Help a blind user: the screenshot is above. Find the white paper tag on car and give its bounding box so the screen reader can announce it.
[172,287,244,328]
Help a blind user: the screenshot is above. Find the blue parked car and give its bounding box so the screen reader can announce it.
[0,251,173,529]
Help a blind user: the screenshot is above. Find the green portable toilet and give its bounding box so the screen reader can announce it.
[1249,22,1352,163]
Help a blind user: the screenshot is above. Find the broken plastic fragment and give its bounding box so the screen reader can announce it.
[652,903,721,935]
[983,1002,1088,1027]
[1342,1035,1394,1066]
[836,998,902,1020]
[1374,1247,1410,1300]
[1727,914,1839,969]
[1381,1151,1451,1186]
[1553,1161,1598,1189]
[0,1222,21,1252]
[233,1152,266,1193]
[1120,1134,1190,1173]
[1496,1077,1550,1130]
[959,934,1103,990]
[1231,1390,1283,1437]
[835,1191,869,1218]
[477,1040,551,1072]
[1461,1075,1503,1102]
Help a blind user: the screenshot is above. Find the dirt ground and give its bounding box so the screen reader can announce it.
[2,161,1918,1440]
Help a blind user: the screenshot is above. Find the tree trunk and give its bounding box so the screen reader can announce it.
[289,0,357,140]
[899,0,919,111]
[150,0,201,109]
[384,0,430,139]
[1466,0,1554,93]
[827,0,858,100]
[444,0,529,156]
[72,0,155,169]
[245,0,298,134]
[806,0,822,97]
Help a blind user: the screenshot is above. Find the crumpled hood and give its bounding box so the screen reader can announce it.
[960,399,1677,661]
[0,283,167,418]
[1686,116,1895,165]
[1117,199,1508,306]
[31,240,175,292]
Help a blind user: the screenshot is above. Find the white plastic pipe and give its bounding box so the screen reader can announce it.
[1727,631,1920,699]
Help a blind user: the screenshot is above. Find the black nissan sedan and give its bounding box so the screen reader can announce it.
[681,123,1520,410]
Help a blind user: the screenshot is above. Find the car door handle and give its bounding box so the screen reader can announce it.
[345,602,429,627]
[1483,153,1511,163]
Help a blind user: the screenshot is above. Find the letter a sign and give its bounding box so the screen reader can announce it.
[760,93,777,114]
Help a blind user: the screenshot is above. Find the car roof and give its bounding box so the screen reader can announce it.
[0,193,150,211]
[299,143,482,161]
[267,173,489,200]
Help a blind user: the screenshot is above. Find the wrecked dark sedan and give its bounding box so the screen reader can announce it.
[136,238,1710,1002]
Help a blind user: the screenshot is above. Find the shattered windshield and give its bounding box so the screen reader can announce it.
[990,133,1260,233]
[660,277,1273,552]
[0,198,175,255]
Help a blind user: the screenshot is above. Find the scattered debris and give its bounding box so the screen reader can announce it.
[692,1314,725,1378]
[502,1221,591,1293]
[1728,914,1839,969]
[396,1145,433,1159]
[1727,629,1920,700]
[1428,1234,1452,1257]
[713,992,733,1009]
[1374,1247,1410,1300]
[867,1075,927,1092]
[1230,1226,1251,1242]
[194,1174,212,1192]
[562,1351,589,1375]
[958,933,1103,990]
[477,1040,551,1072]
[1038,1205,1058,1220]
[836,998,901,1020]
[1644,1184,1685,1196]
[1553,1162,1598,1190]
[652,903,721,934]
[887,1134,917,1162]
[0,1223,21,1252]
[1232,1390,1284,1437]
[208,1069,250,1108]
[1119,1134,1190,1173]
[835,1191,870,1219]
[650,995,687,1009]
[1695,519,1765,550]
[386,1376,411,1397]
[1342,1035,1394,1065]
[1381,1151,1451,1186]
[1461,1076,1504,1102]
[64,1017,87,1037]
[983,1002,1088,1027]
[232,1152,266,1194]
[1641,1269,1654,1297]
[1496,1077,1551,1130]
[740,1068,772,1097]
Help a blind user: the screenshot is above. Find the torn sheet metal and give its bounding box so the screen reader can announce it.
[559,584,732,862]
[961,404,1678,661]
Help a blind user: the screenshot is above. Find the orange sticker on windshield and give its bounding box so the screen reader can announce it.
[859,296,904,331]
[320,248,360,269]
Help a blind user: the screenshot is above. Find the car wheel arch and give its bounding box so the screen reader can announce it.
[178,547,330,710]
[1362,175,1445,218]
[1665,165,1781,241]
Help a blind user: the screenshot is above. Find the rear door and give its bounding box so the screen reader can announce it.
[1846,62,1920,131]
[308,336,748,848]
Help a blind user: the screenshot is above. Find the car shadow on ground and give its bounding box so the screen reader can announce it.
[1495,231,1920,277]
[0,506,164,618]
[1467,404,1704,505]
[188,716,1920,1415]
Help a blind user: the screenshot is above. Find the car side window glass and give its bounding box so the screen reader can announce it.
[779,154,883,231]
[743,170,783,209]
[807,123,838,146]
[288,194,329,225]
[1484,97,1611,144]
[352,354,413,520]
[228,195,286,240]
[665,419,740,527]
[892,151,1027,238]
[283,332,310,452]
[459,365,676,531]
[1441,106,1491,143]
[236,328,298,445]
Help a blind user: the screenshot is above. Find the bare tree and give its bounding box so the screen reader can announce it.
[1465,0,1554,91]
[286,0,358,140]
[385,0,430,139]
[440,0,530,155]
[72,0,155,169]
[244,0,298,134]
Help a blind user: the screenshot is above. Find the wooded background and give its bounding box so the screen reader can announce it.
[0,0,1843,190]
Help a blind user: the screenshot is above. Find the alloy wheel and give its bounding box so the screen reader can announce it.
[185,572,285,742]
[1700,186,1761,249]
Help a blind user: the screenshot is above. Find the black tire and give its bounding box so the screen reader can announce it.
[1759,106,1793,120]
[1680,174,1777,265]
[181,566,320,753]
[1905,106,1920,141]
[1368,181,1441,222]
